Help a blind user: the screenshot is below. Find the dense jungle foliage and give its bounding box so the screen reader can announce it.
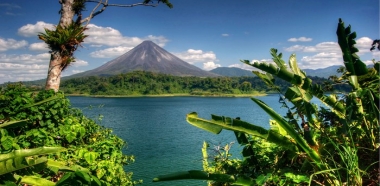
[0,84,139,185]
[56,71,349,96]
[153,19,379,185]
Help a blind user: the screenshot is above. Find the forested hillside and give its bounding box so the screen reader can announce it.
[59,71,349,95]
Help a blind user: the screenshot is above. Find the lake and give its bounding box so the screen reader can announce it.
[68,95,291,185]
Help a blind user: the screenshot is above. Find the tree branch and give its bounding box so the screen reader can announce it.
[81,0,162,26]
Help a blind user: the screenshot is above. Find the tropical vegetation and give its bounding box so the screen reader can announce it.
[0,83,139,185]
[153,19,379,185]
[22,71,346,96]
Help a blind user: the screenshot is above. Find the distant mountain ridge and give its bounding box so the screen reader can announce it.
[72,40,218,78]
[210,67,255,77]
[210,66,344,78]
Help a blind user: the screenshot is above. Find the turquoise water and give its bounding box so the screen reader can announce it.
[68,95,288,185]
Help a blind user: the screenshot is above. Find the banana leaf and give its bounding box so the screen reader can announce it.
[153,170,254,186]
[13,175,55,186]
[0,157,48,175]
[0,147,66,162]
[187,112,268,138]
[0,120,28,129]
[250,97,322,166]
[187,112,297,151]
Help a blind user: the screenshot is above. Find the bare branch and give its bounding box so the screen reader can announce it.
[81,0,161,26]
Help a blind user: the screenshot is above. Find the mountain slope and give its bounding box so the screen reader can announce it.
[73,40,218,77]
[303,65,341,78]
[211,66,344,78]
[210,67,254,77]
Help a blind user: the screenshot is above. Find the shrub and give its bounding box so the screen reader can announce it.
[0,83,139,185]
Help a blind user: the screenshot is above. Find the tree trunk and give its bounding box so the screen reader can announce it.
[45,0,75,92]
[45,52,65,91]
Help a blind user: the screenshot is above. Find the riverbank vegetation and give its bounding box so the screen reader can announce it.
[55,71,349,96]
[153,19,379,185]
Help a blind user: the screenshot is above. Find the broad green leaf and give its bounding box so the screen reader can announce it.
[187,112,268,138]
[348,75,359,89]
[270,48,287,69]
[22,95,62,109]
[84,152,98,164]
[253,71,275,87]
[255,173,272,185]
[0,147,65,162]
[284,172,309,183]
[289,54,305,79]
[250,97,322,166]
[90,175,102,186]
[75,170,91,182]
[153,170,239,184]
[1,136,13,150]
[16,175,55,186]
[186,112,223,134]
[0,157,47,175]
[0,120,28,129]
[96,168,106,179]
[56,172,74,186]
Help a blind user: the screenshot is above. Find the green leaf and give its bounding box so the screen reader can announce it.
[1,136,13,150]
[65,132,76,143]
[16,175,55,186]
[91,175,102,186]
[186,112,268,138]
[56,172,74,186]
[84,152,98,164]
[0,120,28,129]
[250,98,322,166]
[75,170,91,183]
[186,112,222,134]
[255,173,272,185]
[0,147,66,162]
[0,157,48,175]
[153,170,236,183]
[284,172,309,183]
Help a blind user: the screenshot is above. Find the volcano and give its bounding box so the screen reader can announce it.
[74,40,218,77]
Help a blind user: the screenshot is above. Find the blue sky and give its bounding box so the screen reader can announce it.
[0,0,379,83]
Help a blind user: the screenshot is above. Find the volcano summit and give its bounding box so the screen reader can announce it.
[74,40,218,77]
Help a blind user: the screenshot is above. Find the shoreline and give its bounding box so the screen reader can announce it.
[66,93,268,98]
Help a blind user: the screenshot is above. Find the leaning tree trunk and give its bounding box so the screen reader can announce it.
[45,0,75,92]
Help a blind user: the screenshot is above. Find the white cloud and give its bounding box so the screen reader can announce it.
[0,38,28,51]
[0,53,50,64]
[0,63,48,83]
[18,21,55,37]
[288,37,312,42]
[85,24,168,47]
[0,52,49,83]
[90,46,133,58]
[285,42,340,53]
[174,49,217,64]
[203,61,221,70]
[283,37,377,69]
[0,53,88,84]
[299,52,342,69]
[355,37,374,55]
[221,34,229,37]
[29,42,49,51]
[228,63,255,71]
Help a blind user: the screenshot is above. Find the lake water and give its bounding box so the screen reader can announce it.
[68,95,290,185]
